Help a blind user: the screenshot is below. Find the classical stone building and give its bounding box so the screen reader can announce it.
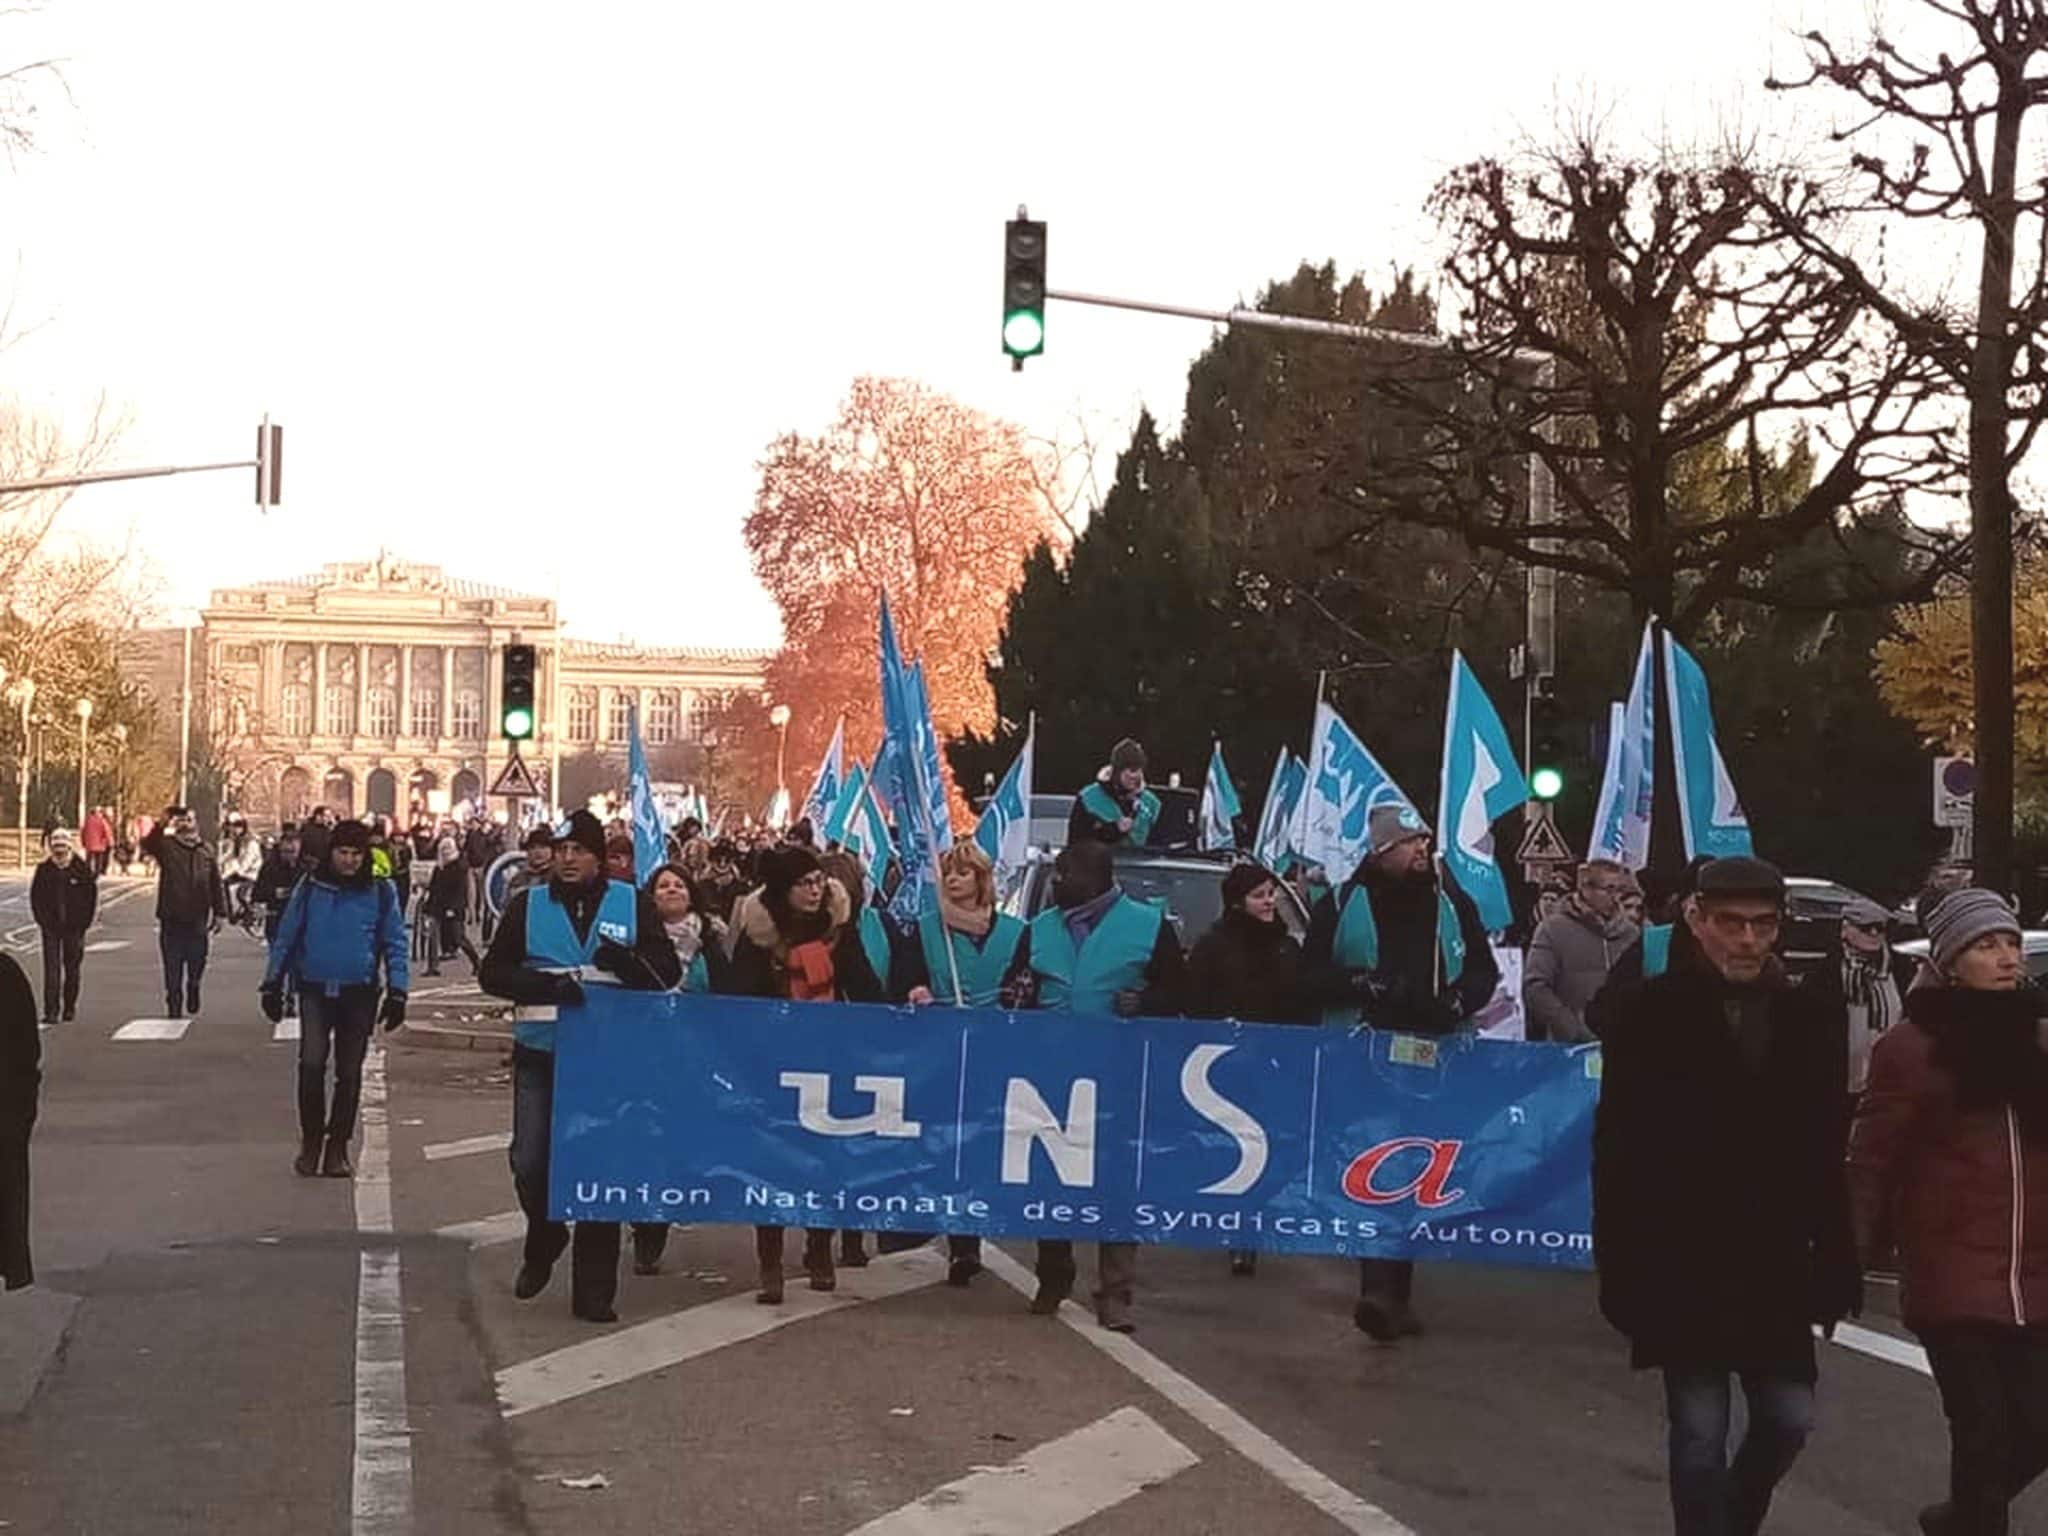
[197,554,767,826]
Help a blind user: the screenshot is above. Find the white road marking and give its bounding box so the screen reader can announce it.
[435,1210,525,1249]
[421,1131,510,1162]
[112,1018,189,1041]
[843,1406,1197,1536]
[1832,1320,1931,1376]
[82,939,130,954]
[351,1042,414,1534]
[273,1017,301,1043]
[980,1246,1413,1536]
[497,1247,945,1418]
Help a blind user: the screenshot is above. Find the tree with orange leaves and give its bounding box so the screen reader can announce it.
[746,376,1065,816]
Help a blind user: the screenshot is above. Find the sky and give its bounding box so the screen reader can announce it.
[0,0,1875,647]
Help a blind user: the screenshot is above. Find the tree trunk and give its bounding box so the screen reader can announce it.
[1970,86,2024,897]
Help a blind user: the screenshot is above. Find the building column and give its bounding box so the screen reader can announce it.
[597,685,615,750]
[265,641,286,726]
[397,645,413,741]
[356,642,369,736]
[313,644,328,736]
[440,646,454,739]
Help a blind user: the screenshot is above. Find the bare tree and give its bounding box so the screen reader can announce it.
[1768,0,2048,892]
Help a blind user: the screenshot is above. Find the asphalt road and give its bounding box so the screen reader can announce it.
[0,880,2012,1534]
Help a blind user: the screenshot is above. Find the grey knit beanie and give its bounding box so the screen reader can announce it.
[1926,887,2022,975]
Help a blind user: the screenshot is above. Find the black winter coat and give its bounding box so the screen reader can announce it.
[30,857,96,935]
[141,831,225,926]
[428,861,469,921]
[1303,864,1499,1034]
[1589,923,1860,1377]
[1186,910,1311,1025]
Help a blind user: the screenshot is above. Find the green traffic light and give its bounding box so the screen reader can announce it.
[1002,309,1044,357]
[502,706,534,740]
[1530,765,1565,801]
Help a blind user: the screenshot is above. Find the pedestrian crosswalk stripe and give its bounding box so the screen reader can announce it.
[113,1018,190,1041]
[843,1406,1197,1536]
[1832,1320,1930,1376]
[83,939,129,954]
[497,1247,945,1418]
[435,1211,524,1248]
[272,1018,300,1042]
[422,1132,510,1162]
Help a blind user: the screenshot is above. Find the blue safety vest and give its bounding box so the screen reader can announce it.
[1078,781,1161,847]
[858,907,893,993]
[1320,882,1466,1028]
[1028,895,1162,1016]
[516,879,638,1051]
[918,909,1027,1008]
[1641,923,1673,980]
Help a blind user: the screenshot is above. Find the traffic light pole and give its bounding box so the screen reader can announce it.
[0,416,283,505]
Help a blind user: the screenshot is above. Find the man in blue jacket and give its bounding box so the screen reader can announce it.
[260,819,409,1179]
[1004,838,1185,1332]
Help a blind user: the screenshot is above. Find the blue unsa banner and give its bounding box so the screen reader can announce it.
[549,991,1602,1270]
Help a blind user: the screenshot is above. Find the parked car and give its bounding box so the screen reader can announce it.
[1779,876,1892,981]
[1017,787,1203,853]
[1003,845,1310,950]
[1893,930,2048,982]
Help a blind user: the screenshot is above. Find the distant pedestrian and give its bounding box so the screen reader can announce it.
[700,840,746,925]
[298,805,336,871]
[1806,897,1903,1111]
[478,810,679,1323]
[252,829,304,1017]
[260,819,409,1179]
[605,833,636,886]
[79,806,113,878]
[1590,856,1860,1536]
[1303,803,1499,1341]
[504,825,554,906]
[1523,859,1639,1044]
[0,950,39,1289]
[141,806,226,1020]
[426,837,481,976]
[1187,860,1311,1277]
[1849,890,2048,1536]
[29,829,96,1024]
[217,812,261,924]
[1067,737,1161,848]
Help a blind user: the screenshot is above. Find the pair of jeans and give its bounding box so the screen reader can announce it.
[297,986,377,1142]
[157,919,209,1008]
[510,1046,620,1314]
[37,930,83,1020]
[1662,1369,1814,1536]
[1921,1322,2048,1534]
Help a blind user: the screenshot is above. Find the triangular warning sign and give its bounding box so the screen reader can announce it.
[489,754,543,799]
[1516,806,1574,865]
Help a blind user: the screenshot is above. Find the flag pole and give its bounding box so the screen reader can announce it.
[911,757,966,1008]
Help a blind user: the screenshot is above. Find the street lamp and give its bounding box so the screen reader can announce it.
[110,722,128,831]
[74,697,93,831]
[11,677,34,868]
[769,704,791,794]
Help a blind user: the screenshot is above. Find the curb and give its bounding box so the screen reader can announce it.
[391,1019,513,1054]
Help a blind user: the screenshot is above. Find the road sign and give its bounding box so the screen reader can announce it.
[1934,755,1976,829]
[490,753,543,800]
[1517,804,1575,870]
[483,849,524,920]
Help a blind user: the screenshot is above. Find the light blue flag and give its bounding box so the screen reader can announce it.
[973,722,1035,879]
[1435,652,1530,932]
[823,760,870,847]
[1290,701,1417,880]
[1252,748,1307,870]
[1199,740,1242,851]
[843,776,894,893]
[1663,632,1753,861]
[877,594,951,920]
[800,718,846,832]
[626,701,666,885]
[1588,621,1656,869]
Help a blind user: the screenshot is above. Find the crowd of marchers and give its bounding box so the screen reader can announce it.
[1,732,2042,1536]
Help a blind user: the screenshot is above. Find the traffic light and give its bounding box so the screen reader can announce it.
[1528,689,1565,802]
[254,419,282,508]
[1002,211,1047,368]
[500,644,536,741]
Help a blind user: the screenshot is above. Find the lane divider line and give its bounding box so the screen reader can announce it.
[497,1247,946,1418]
[351,1043,414,1534]
[421,1131,511,1162]
[978,1245,1414,1536]
[112,1018,189,1042]
[842,1405,1198,1536]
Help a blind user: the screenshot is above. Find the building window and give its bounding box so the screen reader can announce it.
[279,684,311,737]
[322,685,354,737]
[365,686,398,739]
[646,689,677,745]
[605,692,632,744]
[223,643,260,666]
[568,687,596,743]
[410,688,440,739]
[452,690,482,740]
[686,691,718,742]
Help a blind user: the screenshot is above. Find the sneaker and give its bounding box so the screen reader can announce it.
[1028,1282,1069,1316]
[293,1135,322,1177]
[59,1009,74,1023]
[320,1137,353,1178]
[1097,1294,1136,1333]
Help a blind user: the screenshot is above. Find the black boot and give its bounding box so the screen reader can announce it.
[185,983,201,1017]
[165,993,182,1020]
[320,1135,353,1178]
[293,1133,322,1177]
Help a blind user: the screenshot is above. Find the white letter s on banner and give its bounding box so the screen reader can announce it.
[1181,1044,1268,1196]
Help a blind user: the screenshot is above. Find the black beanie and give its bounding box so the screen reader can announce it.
[331,819,372,853]
[559,809,606,859]
[1221,861,1280,909]
[761,842,822,899]
[1110,738,1147,773]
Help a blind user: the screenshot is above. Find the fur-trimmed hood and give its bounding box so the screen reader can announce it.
[730,877,852,959]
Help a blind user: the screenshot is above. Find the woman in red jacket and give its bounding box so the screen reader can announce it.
[1850,889,2048,1536]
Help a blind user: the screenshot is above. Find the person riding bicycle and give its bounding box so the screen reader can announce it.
[218,813,263,926]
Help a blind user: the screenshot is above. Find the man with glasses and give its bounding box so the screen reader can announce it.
[1590,856,1860,1536]
[1806,898,1903,1112]
[1524,858,1639,1043]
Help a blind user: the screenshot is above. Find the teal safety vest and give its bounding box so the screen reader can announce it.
[1320,882,1465,1028]
[918,909,1027,1008]
[516,879,638,1051]
[1078,781,1161,847]
[1641,923,1673,980]
[858,907,894,994]
[1028,895,1162,1016]
[682,949,711,994]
